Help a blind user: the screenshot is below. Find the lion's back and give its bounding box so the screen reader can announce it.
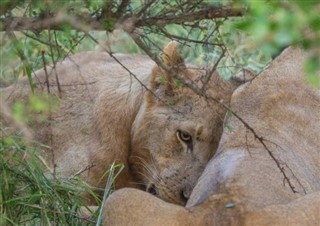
[1,52,154,177]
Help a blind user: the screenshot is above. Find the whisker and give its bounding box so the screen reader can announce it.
[131,155,161,182]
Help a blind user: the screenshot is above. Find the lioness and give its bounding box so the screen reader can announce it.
[103,46,320,225]
[1,42,244,205]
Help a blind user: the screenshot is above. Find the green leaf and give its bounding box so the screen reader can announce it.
[305,73,320,88]
[304,56,320,88]
[159,76,165,84]
[226,110,233,118]
[167,99,176,106]
[175,79,183,88]
[226,123,233,132]
[225,202,236,208]
[12,102,26,123]
[101,18,116,30]
[25,65,34,93]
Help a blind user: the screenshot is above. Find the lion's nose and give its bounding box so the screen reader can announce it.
[147,184,157,196]
[180,187,191,204]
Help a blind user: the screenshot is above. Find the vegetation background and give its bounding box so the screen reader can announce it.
[0,0,319,225]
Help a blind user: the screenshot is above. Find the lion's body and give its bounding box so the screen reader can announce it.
[2,43,239,205]
[2,52,153,189]
[103,47,320,225]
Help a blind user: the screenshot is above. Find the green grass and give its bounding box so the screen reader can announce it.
[0,128,122,225]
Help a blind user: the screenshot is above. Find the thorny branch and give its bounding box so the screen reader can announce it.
[157,27,224,46]
[86,33,168,106]
[1,6,243,32]
[2,0,300,194]
[41,50,50,94]
[129,31,204,94]
[127,30,301,194]
[201,46,226,93]
[135,7,243,27]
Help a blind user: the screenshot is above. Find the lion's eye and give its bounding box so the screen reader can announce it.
[177,130,192,143]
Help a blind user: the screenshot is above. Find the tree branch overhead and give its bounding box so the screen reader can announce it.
[1,5,243,32]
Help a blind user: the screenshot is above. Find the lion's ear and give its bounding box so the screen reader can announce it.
[146,42,185,106]
[161,41,184,67]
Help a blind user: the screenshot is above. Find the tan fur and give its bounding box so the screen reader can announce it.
[1,43,240,205]
[103,47,320,225]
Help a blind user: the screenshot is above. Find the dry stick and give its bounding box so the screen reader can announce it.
[157,27,224,46]
[136,7,243,27]
[86,33,184,114]
[116,0,131,17]
[61,34,86,60]
[86,33,167,106]
[1,6,243,32]
[100,0,115,20]
[53,31,62,58]
[245,129,252,158]
[40,46,61,226]
[22,31,54,46]
[41,50,50,94]
[136,0,157,17]
[128,32,299,194]
[69,163,96,179]
[201,46,226,93]
[209,96,299,193]
[129,31,203,94]
[4,3,297,193]
[262,138,307,194]
[40,43,57,223]
[48,30,62,97]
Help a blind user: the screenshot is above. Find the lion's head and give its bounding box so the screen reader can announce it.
[129,42,236,205]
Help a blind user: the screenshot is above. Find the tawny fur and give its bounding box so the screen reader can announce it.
[1,42,241,205]
[103,47,320,225]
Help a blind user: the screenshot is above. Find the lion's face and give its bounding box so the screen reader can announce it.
[129,42,232,205]
[131,96,224,205]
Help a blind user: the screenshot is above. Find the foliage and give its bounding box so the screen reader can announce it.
[0,0,319,224]
[232,0,320,87]
[0,127,124,225]
[0,95,124,225]
[0,130,94,225]
[1,1,318,87]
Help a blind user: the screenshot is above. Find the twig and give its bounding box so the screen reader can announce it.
[135,7,243,27]
[201,47,226,93]
[86,33,167,106]
[1,7,243,32]
[136,0,157,17]
[207,96,299,193]
[69,163,96,179]
[127,29,298,194]
[157,27,224,46]
[116,0,131,17]
[128,31,203,94]
[41,50,50,94]
[48,30,62,98]
[100,0,115,20]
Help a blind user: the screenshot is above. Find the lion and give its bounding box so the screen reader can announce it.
[102,46,320,225]
[1,42,245,205]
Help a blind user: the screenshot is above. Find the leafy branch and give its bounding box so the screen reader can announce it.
[1,4,242,32]
[126,29,301,194]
